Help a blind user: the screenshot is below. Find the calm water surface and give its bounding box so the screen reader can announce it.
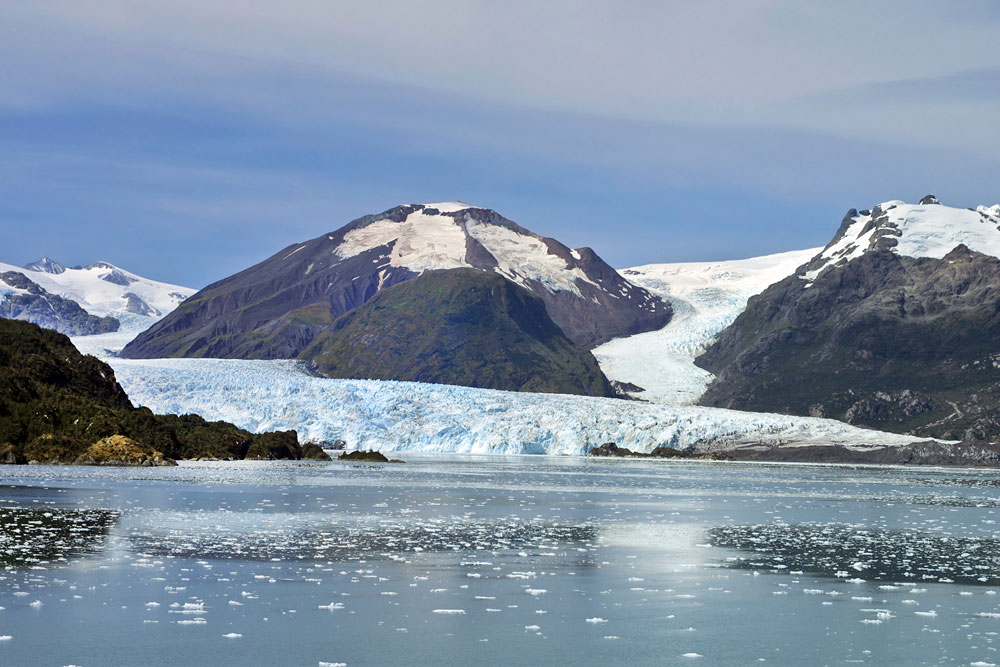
[1,455,999,666]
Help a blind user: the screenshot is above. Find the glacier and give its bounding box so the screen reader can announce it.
[106,356,926,456]
[593,248,819,404]
[66,245,939,458]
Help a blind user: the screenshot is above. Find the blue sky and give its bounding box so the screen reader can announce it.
[2,1,999,287]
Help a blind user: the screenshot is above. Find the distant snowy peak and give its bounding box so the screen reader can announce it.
[801,197,1000,284]
[23,256,66,274]
[0,258,195,320]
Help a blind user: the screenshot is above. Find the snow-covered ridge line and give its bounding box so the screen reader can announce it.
[332,204,599,297]
[106,357,932,456]
[0,258,195,319]
[594,248,820,404]
[802,198,1000,284]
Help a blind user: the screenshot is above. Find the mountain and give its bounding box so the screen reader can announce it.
[0,270,120,336]
[299,268,615,397]
[0,318,326,462]
[696,196,1000,442]
[23,256,66,274]
[593,248,819,403]
[121,202,671,363]
[0,258,195,336]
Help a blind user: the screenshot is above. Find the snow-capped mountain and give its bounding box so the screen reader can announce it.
[594,248,819,404]
[122,202,671,361]
[697,196,1000,444]
[0,258,194,318]
[0,257,195,339]
[800,196,1000,285]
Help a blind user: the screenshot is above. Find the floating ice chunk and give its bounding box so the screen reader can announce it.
[0,636,10,641]
[682,653,703,658]
[525,589,547,596]
[28,600,42,608]
[432,609,466,615]
[586,617,608,624]
[222,633,242,639]
[524,625,540,631]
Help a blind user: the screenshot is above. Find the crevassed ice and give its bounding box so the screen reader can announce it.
[594,248,819,404]
[106,356,931,456]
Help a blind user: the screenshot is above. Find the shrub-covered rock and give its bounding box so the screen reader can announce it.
[72,435,176,467]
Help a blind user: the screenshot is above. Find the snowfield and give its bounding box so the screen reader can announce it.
[594,248,819,403]
[0,259,195,321]
[332,202,602,297]
[105,357,928,456]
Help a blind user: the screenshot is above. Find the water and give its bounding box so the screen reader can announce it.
[1,456,999,666]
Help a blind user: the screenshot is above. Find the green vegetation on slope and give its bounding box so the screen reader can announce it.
[0,318,330,462]
[298,268,616,397]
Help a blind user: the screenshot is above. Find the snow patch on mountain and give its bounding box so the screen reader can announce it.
[594,248,819,404]
[802,199,1000,284]
[104,356,928,456]
[0,259,195,321]
[333,205,597,296]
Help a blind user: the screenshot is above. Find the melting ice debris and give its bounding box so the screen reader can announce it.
[681,653,703,658]
[432,609,466,615]
[585,617,608,624]
[222,633,242,639]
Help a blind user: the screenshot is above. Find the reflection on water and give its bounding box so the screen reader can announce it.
[128,514,598,562]
[0,507,119,566]
[709,522,1000,585]
[0,457,999,666]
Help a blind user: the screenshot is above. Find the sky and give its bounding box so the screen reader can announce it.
[2,1,999,288]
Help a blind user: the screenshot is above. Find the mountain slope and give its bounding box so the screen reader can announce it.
[0,318,317,462]
[121,203,670,360]
[0,271,120,336]
[593,248,818,403]
[299,268,615,397]
[697,197,1000,442]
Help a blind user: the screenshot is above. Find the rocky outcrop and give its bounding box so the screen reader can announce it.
[720,440,1000,467]
[0,318,310,463]
[298,269,616,397]
[586,442,725,459]
[72,435,176,467]
[300,443,333,460]
[338,450,394,462]
[122,203,670,360]
[0,271,119,336]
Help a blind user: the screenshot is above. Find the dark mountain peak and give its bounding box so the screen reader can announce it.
[919,194,940,205]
